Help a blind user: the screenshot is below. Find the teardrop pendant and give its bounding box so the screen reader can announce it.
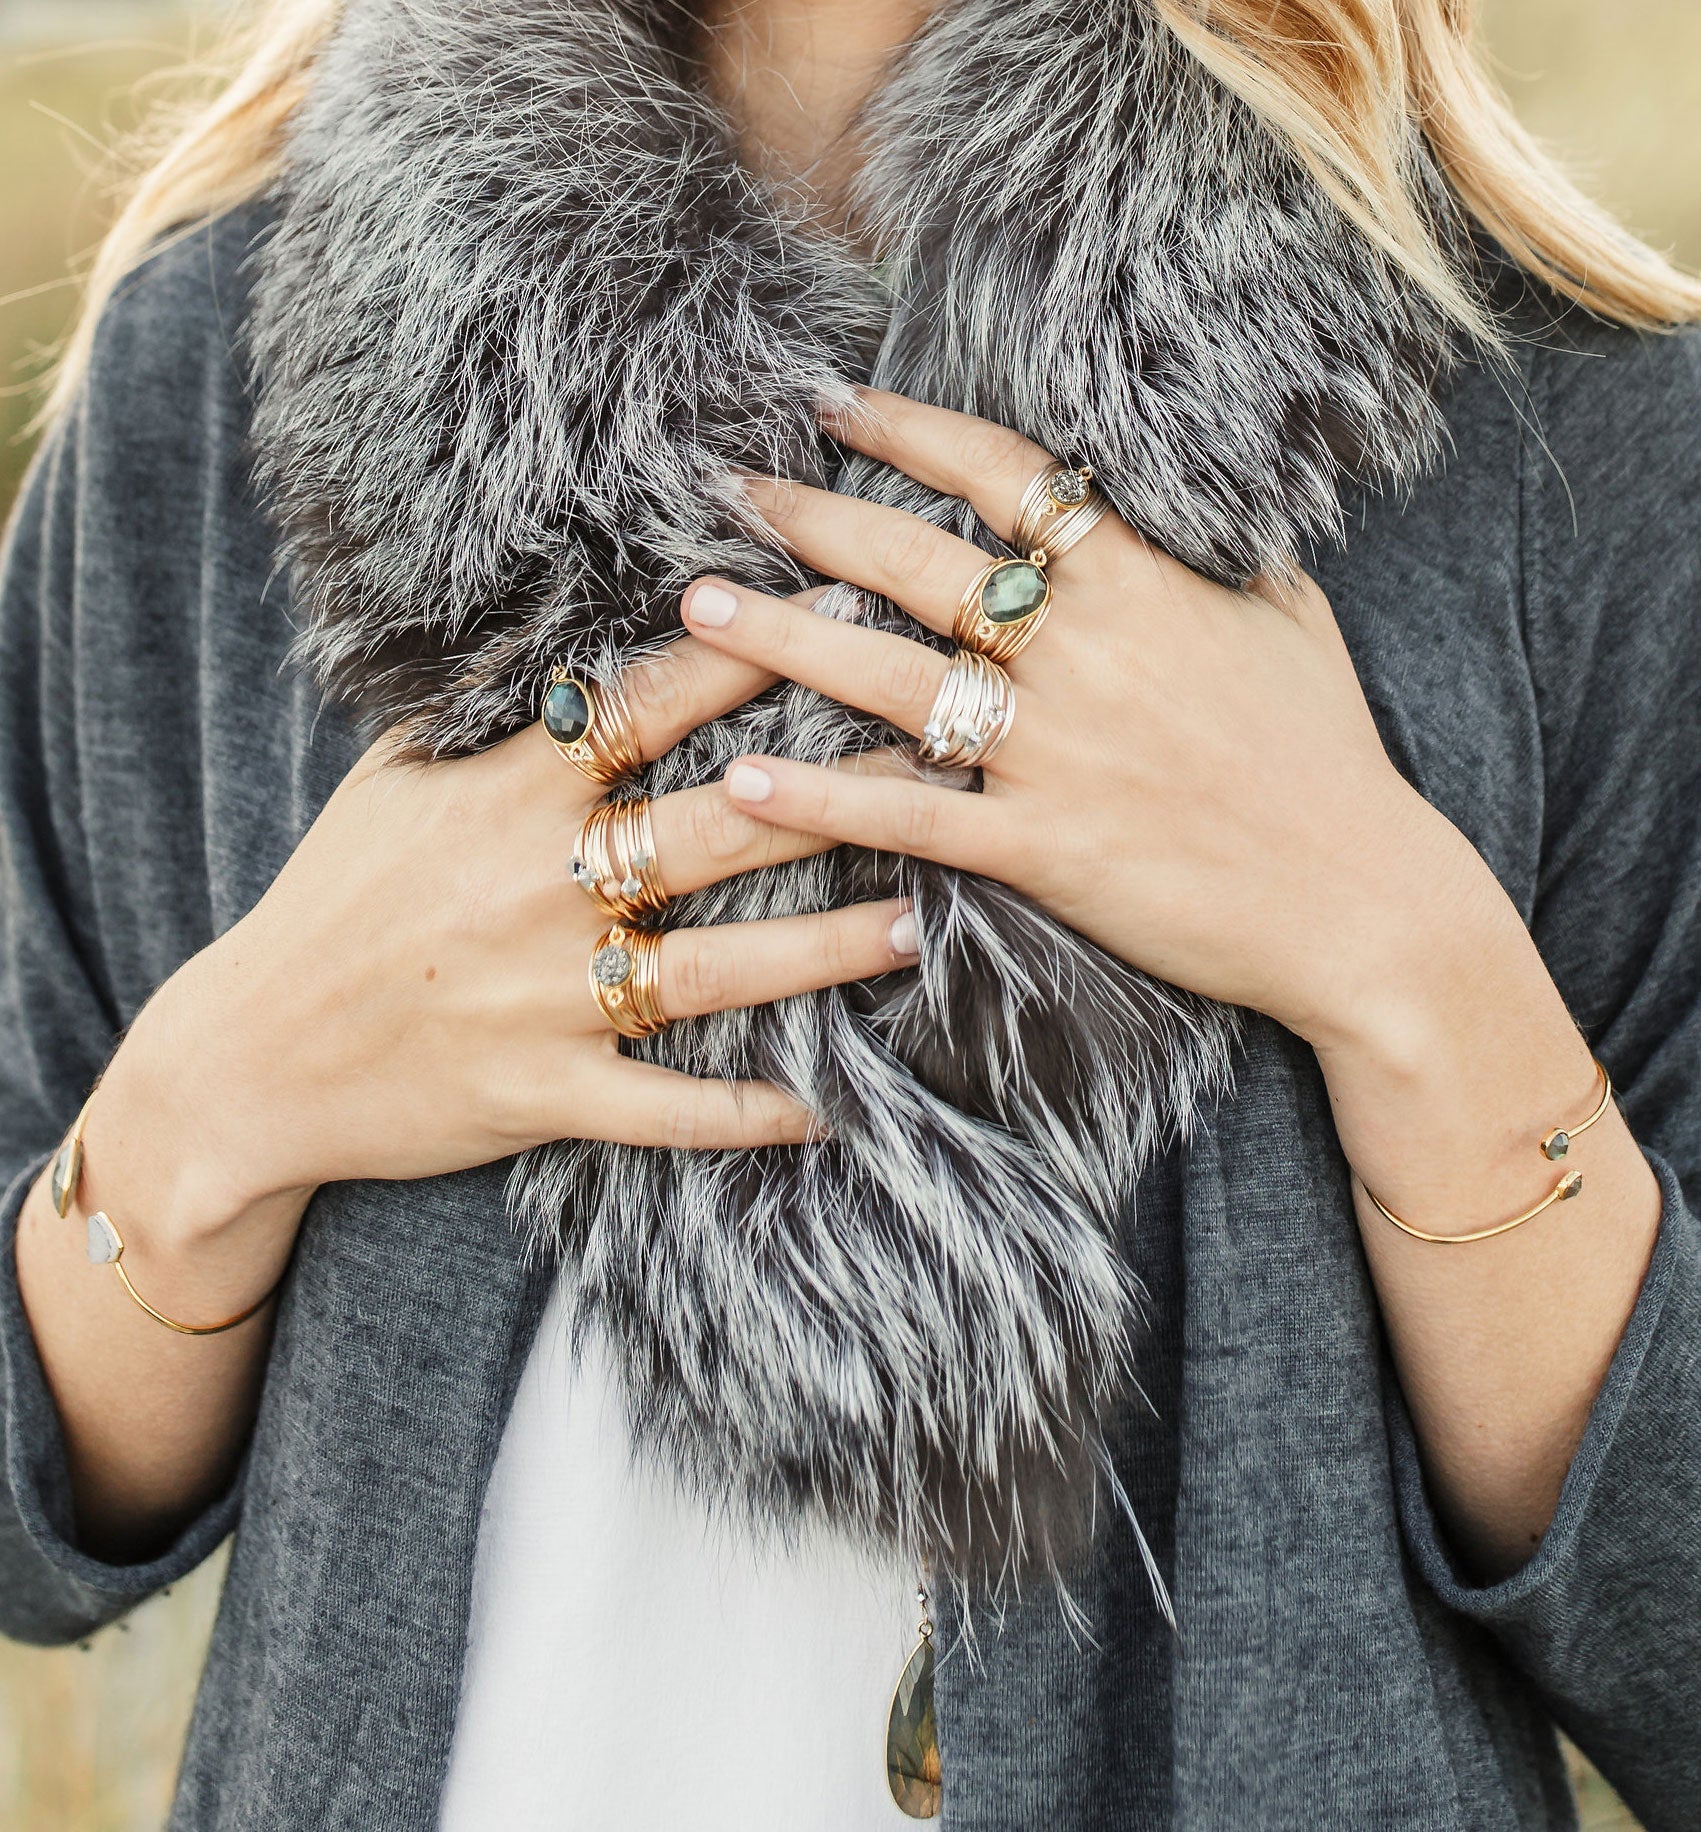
[886,1584,942,1819]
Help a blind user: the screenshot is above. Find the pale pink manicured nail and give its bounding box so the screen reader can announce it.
[725,763,773,803]
[888,911,919,958]
[688,582,739,627]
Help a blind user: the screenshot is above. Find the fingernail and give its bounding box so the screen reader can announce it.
[687,582,739,627]
[888,910,919,958]
[726,763,773,803]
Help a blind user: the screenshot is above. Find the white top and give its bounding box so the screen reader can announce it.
[439,1274,920,1830]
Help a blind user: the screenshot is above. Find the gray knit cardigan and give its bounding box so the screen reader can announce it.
[2,208,1700,1831]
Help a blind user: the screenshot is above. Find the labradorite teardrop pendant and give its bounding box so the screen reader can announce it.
[886,1585,942,1818]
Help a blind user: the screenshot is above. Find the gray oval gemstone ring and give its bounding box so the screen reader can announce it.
[542,665,643,786]
[951,554,1053,666]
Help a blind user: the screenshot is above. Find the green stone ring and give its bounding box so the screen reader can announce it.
[951,554,1053,666]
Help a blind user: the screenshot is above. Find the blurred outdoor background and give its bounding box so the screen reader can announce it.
[2,0,1693,1825]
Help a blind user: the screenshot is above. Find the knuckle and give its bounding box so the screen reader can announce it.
[686,790,753,866]
[800,779,840,831]
[874,518,945,590]
[892,793,941,854]
[625,646,697,738]
[667,938,734,1014]
[648,1094,711,1151]
[760,475,805,523]
[820,911,875,979]
[485,1056,571,1150]
[952,416,1029,484]
[763,601,809,668]
[872,642,941,717]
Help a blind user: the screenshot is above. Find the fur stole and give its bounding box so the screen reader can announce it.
[248,0,1463,1605]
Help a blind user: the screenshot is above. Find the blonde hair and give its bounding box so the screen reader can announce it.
[43,0,1701,422]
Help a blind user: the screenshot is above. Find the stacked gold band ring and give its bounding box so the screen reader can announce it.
[1011,461,1109,564]
[572,796,668,922]
[589,922,669,1038]
[953,552,1053,666]
[919,649,1016,770]
[544,666,643,786]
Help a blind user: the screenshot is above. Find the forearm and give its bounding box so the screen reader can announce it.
[15,967,311,1562]
[1307,800,1662,1582]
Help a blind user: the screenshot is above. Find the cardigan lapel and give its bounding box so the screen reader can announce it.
[179,1169,553,1829]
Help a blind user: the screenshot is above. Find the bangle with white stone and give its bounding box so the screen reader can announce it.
[50,1098,281,1336]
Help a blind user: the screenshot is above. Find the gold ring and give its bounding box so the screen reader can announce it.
[543,666,643,786]
[1011,461,1109,564]
[589,922,670,1038]
[572,796,668,922]
[918,649,1016,770]
[953,554,1053,666]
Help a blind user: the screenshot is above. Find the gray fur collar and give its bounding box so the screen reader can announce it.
[249,0,1464,1607]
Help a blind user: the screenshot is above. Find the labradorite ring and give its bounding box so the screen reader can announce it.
[952,554,1054,666]
[1010,461,1110,565]
[543,666,643,786]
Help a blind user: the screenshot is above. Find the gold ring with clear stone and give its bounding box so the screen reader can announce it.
[542,665,644,786]
[953,551,1054,666]
[572,796,669,922]
[1011,461,1110,562]
[589,922,670,1038]
[918,649,1016,771]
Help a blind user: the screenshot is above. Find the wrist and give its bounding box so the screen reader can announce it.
[95,944,317,1250]
[1284,787,1521,1068]
[1285,789,1613,1217]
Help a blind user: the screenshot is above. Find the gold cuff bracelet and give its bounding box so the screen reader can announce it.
[51,1098,282,1335]
[1365,1058,1612,1245]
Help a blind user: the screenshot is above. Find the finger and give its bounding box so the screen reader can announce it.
[593,1062,822,1149]
[722,755,1007,874]
[736,475,994,635]
[620,637,776,759]
[644,750,915,897]
[529,586,836,775]
[818,385,1061,551]
[682,577,949,737]
[651,899,920,1022]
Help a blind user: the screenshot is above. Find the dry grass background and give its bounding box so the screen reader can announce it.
[0,2,1690,1826]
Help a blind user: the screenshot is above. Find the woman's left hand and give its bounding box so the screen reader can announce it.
[682,386,1669,1581]
[680,384,1490,1054]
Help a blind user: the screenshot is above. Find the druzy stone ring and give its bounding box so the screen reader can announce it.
[572,796,668,922]
[918,649,1016,770]
[1011,461,1109,564]
[953,553,1054,666]
[589,921,670,1038]
[543,665,643,786]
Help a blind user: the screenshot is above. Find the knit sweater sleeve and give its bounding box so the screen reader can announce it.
[1383,319,1701,1832]
[0,232,259,1646]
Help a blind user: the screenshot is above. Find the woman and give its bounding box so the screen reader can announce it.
[3,0,1699,1824]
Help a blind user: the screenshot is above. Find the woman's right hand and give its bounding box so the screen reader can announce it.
[21,617,910,1552]
[88,622,914,1289]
